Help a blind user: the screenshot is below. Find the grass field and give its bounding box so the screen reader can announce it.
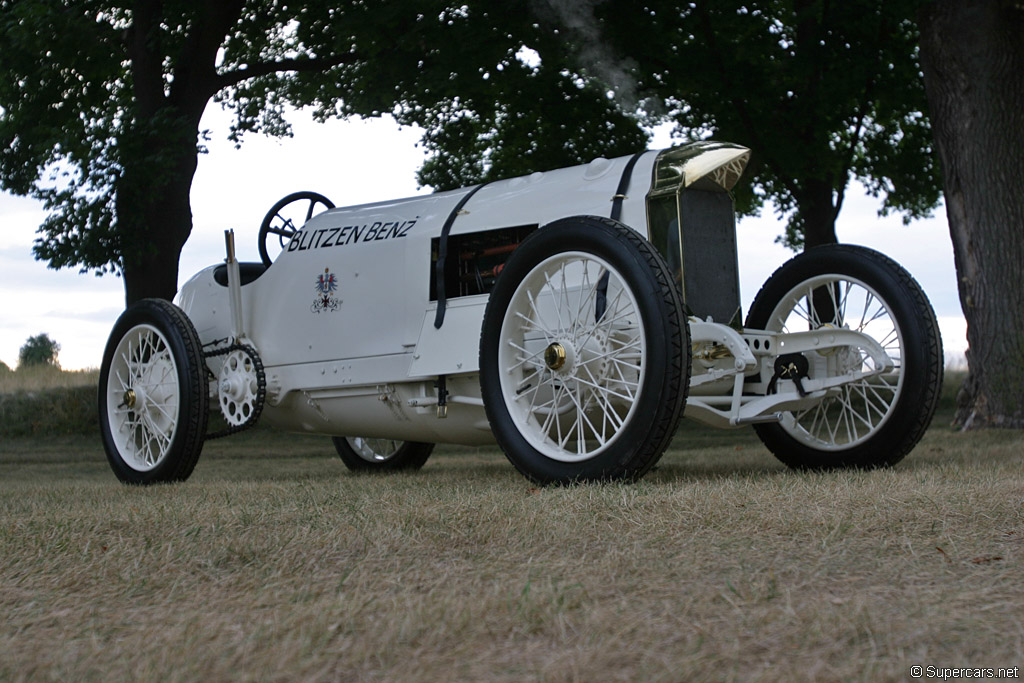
[1,377,1023,681]
[0,364,99,394]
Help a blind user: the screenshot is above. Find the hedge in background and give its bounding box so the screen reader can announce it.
[0,386,98,437]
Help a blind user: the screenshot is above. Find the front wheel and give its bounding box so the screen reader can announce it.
[479,216,690,485]
[331,437,434,472]
[745,244,943,469]
[99,299,209,484]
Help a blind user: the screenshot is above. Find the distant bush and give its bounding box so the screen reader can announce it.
[0,386,97,437]
[18,333,61,368]
[0,367,99,437]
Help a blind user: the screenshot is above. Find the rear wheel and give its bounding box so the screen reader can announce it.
[746,244,943,469]
[480,216,689,485]
[331,437,434,472]
[99,299,209,484]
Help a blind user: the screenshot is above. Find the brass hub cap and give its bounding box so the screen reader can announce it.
[544,342,567,371]
[122,389,137,409]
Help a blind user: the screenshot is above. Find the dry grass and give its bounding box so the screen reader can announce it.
[1,406,1022,682]
[0,364,99,394]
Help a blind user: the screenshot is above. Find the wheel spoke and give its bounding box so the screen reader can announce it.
[498,250,648,463]
[762,271,911,451]
[572,373,638,404]
[105,324,183,472]
[542,270,567,332]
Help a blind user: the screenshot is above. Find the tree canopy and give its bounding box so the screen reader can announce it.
[0,1,944,302]
[418,0,943,249]
[18,333,61,368]
[0,1,651,302]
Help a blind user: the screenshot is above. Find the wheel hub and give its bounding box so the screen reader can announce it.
[219,376,244,401]
[544,342,567,370]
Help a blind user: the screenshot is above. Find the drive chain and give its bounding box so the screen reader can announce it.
[203,341,267,440]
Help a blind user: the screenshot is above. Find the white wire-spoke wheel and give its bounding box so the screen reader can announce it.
[746,244,943,470]
[331,437,434,472]
[480,216,690,485]
[217,347,264,427]
[99,299,208,484]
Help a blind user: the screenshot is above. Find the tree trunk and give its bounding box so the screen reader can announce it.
[918,0,1024,428]
[119,164,196,305]
[117,117,201,306]
[798,177,840,249]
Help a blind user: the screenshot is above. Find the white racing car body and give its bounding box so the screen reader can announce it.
[99,142,943,485]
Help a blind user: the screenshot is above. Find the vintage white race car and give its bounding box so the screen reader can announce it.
[98,142,943,485]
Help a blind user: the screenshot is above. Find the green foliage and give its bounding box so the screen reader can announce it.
[1,1,646,296]
[1,0,945,300]
[0,386,96,437]
[603,0,942,247]
[282,3,651,189]
[411,65,649,190]
[411,1,943,247]
[18,333,60,368]
[0,2,449,296]
[1,1,128,274]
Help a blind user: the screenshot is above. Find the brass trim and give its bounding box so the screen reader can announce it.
[544,343,567,371]
[648,142,751,196]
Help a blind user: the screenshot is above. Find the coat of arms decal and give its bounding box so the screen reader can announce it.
[312,267,340,314]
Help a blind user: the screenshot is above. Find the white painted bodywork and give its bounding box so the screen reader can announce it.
[176,142,889,444]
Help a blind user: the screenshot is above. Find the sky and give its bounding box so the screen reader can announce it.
[0,107,966,370]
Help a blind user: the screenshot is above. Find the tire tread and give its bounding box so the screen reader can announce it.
[746,244,943,469]
[480,215,690,484]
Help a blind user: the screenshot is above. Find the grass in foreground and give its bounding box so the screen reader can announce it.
[1,406,1022,682]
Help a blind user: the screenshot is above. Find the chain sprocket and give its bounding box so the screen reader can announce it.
[203,342,266,440]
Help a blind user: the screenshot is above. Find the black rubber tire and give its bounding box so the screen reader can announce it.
[479,215,690,485]
[331,437,434,472]
[98,299,209,484]
[258,191,335,266]
[745,244,943,470]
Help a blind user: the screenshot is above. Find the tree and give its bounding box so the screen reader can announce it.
[4,2,631,303]
[326,5,649,191]
[1,1,323,303]
[581,0,944,249]
[18,333,60,368]
[411,2,943,249]
[918,0,1024,428]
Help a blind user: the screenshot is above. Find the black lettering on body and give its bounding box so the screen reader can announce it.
[321,226,340,248]
[312,229,326,249]
[395,218,417,238]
